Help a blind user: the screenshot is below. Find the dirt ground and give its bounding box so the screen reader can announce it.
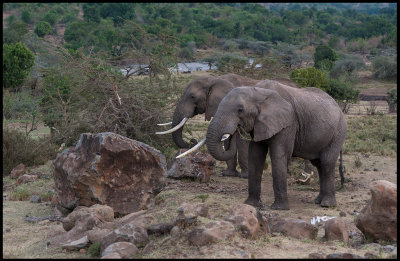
[2,139,397,259]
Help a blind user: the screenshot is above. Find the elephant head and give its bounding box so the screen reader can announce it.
[158,76,235,148]
[206,87,295,161]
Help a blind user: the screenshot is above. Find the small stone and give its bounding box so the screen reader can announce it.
[170,226,181,237]
[38,220,51,225]
[381,245,396,253]
[142,241,154,254]
[79,249,87,254]
[5,228,11,233]
[308,252,325,259]
[364,252,377,258]
[339,211,346,217]
[30,195,41,203]
[373,168,379,172]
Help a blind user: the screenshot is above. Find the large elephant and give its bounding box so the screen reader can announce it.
[205,80,347,210]
[157,73,260,178]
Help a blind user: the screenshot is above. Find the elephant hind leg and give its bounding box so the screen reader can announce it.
[237,137,249,178]
[221,150,240,177]
[311,156,338,207]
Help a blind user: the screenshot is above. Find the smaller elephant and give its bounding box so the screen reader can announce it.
[205,80,347,210]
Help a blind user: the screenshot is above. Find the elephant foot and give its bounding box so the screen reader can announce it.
[271,200,290,210]
[320,196,337,208]
[221,169,240,177]
[315,194,336,207]
[244,198,265,210]
[239,170,248,179]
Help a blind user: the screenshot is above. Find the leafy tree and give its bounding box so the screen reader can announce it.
[330,56,365,79]
[35,21,52,37]
[328,36,339,49]
[43,10,59,25]
[314,44,338,70]
[3,22,29,44]
[21,9,32,24]
[327,77,359,113]
[289,67,329,92]
[372,56,397,80]
[83,3,101,23]
[386,88,397,113]
[3,42,35,90]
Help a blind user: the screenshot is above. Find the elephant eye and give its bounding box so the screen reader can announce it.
[238,107,244,113]
[190,94,195,100]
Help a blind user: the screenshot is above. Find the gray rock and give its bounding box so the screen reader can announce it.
[188,220,235,246]
[170,226,181,237]
[269,217,318,240]
[225,203,261,238]
[326,252,365,259]
[30,195,41,203]
[324,217,349,244]
[101,221,148,252]
[381,245,396,253]
[101,242,138,258]
[10,163,26,179]
[61,235,89,250]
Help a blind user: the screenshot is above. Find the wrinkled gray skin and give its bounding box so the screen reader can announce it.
[206,80,347,210]
[171,73,259,178]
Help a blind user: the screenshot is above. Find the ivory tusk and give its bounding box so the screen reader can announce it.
[157,122,172,126]
[176,138,206,159]
[156,118,188,135]
[221,133,230,141]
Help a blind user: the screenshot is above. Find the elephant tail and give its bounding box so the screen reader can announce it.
[339,150,344,187]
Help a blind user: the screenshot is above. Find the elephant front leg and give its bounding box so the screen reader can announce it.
[221,153,240,177]
[244,141,267,209]
[269,145,290,210]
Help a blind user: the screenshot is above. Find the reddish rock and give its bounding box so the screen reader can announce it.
[324,217,349,244]
[101,221,148,252]
[10,163,26,179]
[62,204,114,232]
[87,229,112,244]
[225,204,261,238]
[179,202,209,217]
[53,132,167,216]
[188,220,235,246]
[168,149,216,182]
[269,218,318,240]
[16,174,38,184]
[356,180,397,242]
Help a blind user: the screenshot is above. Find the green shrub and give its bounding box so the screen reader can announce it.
[34,21,52,37]
[2,128,58,176]
[43,11,59,25]
[21,9,32,24]
[372,56,397,80]
[3,42,35,90]
[3,21,29,44]
[289,67,329,92]
[88,242,101,257]
[314,44,338,70]
[387,88,397,113]
[10,187,31,201]
[330,56,365,79]
[39,190,54,202]
[327,77,359,113]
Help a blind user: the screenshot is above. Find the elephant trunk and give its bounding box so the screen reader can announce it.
[171,104,190,148]
[206,114,238,161]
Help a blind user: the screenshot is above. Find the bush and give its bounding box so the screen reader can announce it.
[3,88,40,121]
[3,42,35,90]
[330,56,365,79]
[21,9,32,24]
[327,77,359,113]
[2,128,58,176]
[372,56,397,80]
[3,21,29,44]
[88,242,101,257]
[387,88,397,113]
[289,67,329,92]
[43,11,59,25]
[314,44,338,70]
[34,21,52,37]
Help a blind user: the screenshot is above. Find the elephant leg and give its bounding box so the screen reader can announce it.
[244,141,267,209]
[237,137,249,178]
[310,159,324,204]
[269,140,292,210]
[221,138,239,177]
[312,157,338,207]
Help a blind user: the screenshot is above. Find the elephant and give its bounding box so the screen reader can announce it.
[205,80,347,210]
[157,73,260,178]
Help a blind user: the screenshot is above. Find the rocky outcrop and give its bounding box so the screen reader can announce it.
[356,180,397,242]
[269,218,318,240]
[53,132,167,216]
[168,149,216,182]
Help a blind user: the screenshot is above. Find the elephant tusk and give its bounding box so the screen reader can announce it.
[221,134,230,141]
[157,121,172,126]
[176,138,206,159]
[156,118,188,135]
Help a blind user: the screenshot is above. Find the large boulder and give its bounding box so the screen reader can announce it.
[168,149,216,182]
[324,217,349,244]
[356,180,397,242]
[53,132,167,216]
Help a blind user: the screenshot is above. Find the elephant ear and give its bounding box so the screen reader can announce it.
[253,90,294,142]
[205,79,235,120]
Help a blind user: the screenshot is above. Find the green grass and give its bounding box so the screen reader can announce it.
[344,114,397,156]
